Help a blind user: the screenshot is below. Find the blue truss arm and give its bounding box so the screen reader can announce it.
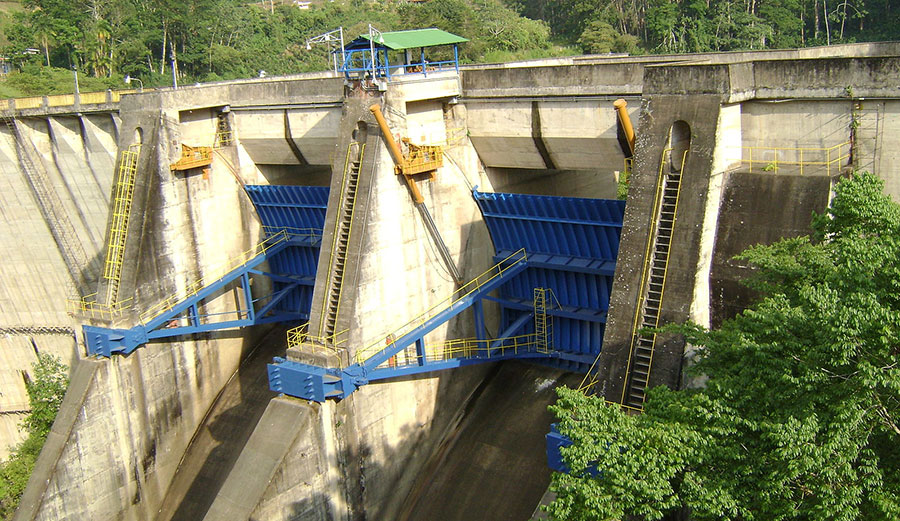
[84,238,306,357]
[268,254,531,402]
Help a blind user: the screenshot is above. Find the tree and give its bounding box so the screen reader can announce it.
[578,20,639,54]
[0,354,69,520]
[547,172,900,520]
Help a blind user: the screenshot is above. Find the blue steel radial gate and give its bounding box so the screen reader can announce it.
[83,185,328,356]
[474,190,625,373]
[267,190,626,402]
[82,184,625,406]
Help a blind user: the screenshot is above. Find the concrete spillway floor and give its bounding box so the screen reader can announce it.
[154,329,282,521]
[398,361,581,521]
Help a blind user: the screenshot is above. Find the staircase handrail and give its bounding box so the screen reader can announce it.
[617,148,689,407]
[354,248,527,365]
[138,229,318,323]
[377,334,539,370]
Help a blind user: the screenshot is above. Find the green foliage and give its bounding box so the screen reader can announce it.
[509,0,896,54]
[548,173,900,520]
[0,354,68,520]
[578,20,639,54]
[0,0,556,94]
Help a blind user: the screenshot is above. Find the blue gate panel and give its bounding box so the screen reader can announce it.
[246,185,329,232]
[247,185,329,318]
[474,190,625,372]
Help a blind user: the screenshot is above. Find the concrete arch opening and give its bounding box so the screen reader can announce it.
[668,120,691,172]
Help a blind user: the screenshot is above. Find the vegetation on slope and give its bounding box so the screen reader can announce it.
[3,0,900,95]
[0,0,564,94]
[547,172,900,520]
[0,354,68,520]
[510,0,900,54]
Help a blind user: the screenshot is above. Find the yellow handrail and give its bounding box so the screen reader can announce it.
[354,248,528,365]
[377,334,540,370]
[138,229,319,324]
[104,144,141,303]
[67,293,134,320]
[618,148,688,407]
[740,141,850,176]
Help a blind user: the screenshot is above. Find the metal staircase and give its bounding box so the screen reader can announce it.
[104,144,141,304]
[4,117,93,292]
[621,148,687,410]
[320,142,365,338]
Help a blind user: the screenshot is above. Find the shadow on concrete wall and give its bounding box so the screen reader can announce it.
[156,327,281,521]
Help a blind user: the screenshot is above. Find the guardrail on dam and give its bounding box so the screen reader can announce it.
[3,42,900,521]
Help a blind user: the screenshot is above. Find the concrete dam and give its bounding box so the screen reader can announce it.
[3,40,900,520]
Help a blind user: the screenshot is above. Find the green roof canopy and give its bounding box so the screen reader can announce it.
[357,28,468,51]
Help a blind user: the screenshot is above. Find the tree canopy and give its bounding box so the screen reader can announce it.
[0,354,68,520]
[548,173,900,520]
[0,0,560,95]
[5,0,900,96]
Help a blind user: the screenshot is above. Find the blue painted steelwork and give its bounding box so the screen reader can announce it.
[246,185,328,317]
[473,189,626,373]
[268,190,627,402]
[268,251,530,401]
[84,185,328,357]
[339,29,465,81]
[546,423,573,473]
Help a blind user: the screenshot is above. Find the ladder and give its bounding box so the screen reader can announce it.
[320,142,364,337]
[533,288,555,352]
[621,149,687,410]
[4,117,93,292]
[104,144,141,304]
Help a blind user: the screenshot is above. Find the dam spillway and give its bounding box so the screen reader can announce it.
[3,42,900,520]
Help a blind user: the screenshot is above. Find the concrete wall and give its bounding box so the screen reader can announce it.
[0,113,118,459]
[14,80,344,520]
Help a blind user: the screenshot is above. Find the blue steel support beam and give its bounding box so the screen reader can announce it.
[473,300,486,342]
[241,272,255,322]
[355,256,527,374]
[84,238,303,356]
[142,240,292,332]
[255,283,300,318]
[415,338,426,367]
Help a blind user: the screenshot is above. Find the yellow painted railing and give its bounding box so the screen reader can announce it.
[104,144,141,303]
[618,148,688,408]
[286,323,349,361]
[354,248,528,365]
[170,144,213,172]
[403,141,443,175]
[137,229,320,324]
[47,94,75,107]
[740,141,850,176]
[318,143,364,335]
[377,334,541,370]
[0,99,9,110]
[67,293,133,320]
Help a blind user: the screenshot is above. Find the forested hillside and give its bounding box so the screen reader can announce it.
[0,0,560,95]
[1,0,899,95]
[510,0,900,54]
